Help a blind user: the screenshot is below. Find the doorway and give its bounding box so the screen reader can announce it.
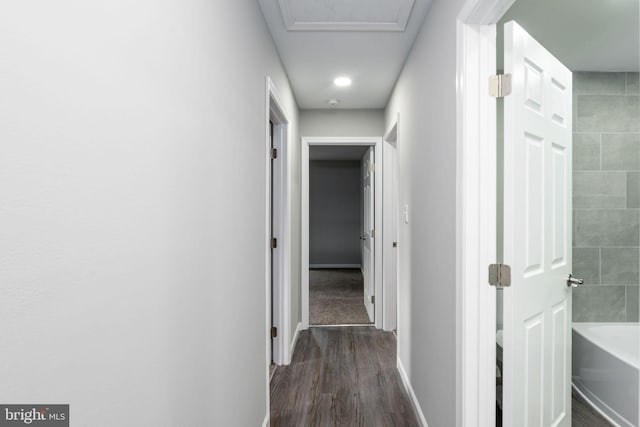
[302,137,383,329]
[456,0,639,425]
[494,2,639,426]
[266,77,291,367]
[308,145,372,325]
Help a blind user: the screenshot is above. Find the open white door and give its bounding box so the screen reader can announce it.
[503,21,573,427]
[362,147,375,322]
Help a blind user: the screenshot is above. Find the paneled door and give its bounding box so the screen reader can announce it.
[362,147,375,322]
[502,21,573,427]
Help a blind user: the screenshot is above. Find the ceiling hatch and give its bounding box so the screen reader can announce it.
[278,0,416,32]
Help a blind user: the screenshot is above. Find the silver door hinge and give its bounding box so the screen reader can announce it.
[371,295,375,304]
[271,237,277,249]
[271,326,277,338]
[489,264,511,287]
[371,229,375,238]
[270,148,278,159]
[489,74,512,98]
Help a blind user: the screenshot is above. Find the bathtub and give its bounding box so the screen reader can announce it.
[572,322,639,427]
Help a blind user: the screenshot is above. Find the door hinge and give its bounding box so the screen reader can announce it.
[371,229,375,238]
[271,237,277,249]
[489,264,511,288]
[371,295,375,304]
[270,148,278,159]
[271,326,277,338]
[489,74,512,98]
[392,241,397,248]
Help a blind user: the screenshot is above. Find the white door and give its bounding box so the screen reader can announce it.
[502,21,573,427]
[362,147,375,322]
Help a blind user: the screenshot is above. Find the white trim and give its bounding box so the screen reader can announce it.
[309,264,361,269]
[264,77,293,427]
[382,115,399,332]
[458,0,514,24]
[397,358,429,427]
[302,141,310,328]
[455,1,514,426]
[302,136,384,329]
[264,79,272,427]
[266,77,292,367]
[289,322,302,357]
[262,413,269,427]
[310,323,373,328]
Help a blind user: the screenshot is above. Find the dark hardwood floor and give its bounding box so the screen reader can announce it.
[270,327,420,427]
[572,390,613,427]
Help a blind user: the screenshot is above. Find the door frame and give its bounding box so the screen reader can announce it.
[383,116,399,332]
[265,77,291,370]
[301,136,383,329]
[455,1,515,426]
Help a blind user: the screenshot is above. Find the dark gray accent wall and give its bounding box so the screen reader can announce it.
[572,72,640,322]
[309,160,361,265]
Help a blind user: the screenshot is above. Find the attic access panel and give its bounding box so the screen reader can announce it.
[279,0,416,31]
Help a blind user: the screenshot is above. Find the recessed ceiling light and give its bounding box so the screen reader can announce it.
[328,99,339,107]
[334,76,352,87]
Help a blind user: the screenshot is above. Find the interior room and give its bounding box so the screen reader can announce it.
[495,0,639,426]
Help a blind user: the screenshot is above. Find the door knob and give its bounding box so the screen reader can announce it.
[567,274,584,288]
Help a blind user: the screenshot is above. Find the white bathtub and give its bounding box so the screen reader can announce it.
[572,322,639,427]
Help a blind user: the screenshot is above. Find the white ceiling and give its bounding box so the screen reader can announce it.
[310,145,370,160]
[258,0,434,109]
[260,0,638,111]
[499,0,639,72]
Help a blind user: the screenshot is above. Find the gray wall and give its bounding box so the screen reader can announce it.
[309,161,361,265]
[300,109,385,136]
[384,0,464,424]
[572,72,640,322]
[0,2,299,426]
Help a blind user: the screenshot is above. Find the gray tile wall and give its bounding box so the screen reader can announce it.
[573,72,640,322]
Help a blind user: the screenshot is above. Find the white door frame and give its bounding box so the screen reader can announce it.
[455,1,515,427]
[383,116,399,332]
[264,77,292,371]
[302,136,383,329]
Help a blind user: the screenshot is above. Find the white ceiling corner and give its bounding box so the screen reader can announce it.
[278,0,416,32]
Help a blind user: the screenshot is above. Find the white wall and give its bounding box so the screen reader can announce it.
[300,109,385,136]
[0,1,298,426]
[384,0,465,424]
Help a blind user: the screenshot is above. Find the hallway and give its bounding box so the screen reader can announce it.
[270,327,419,427]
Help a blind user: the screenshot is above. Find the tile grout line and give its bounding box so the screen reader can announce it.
[598,247,602,285]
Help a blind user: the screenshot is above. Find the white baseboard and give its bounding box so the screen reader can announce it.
[289,322,302,361]
[262,412,269,427]
[309,264,361,269]
[397,358,429,427]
